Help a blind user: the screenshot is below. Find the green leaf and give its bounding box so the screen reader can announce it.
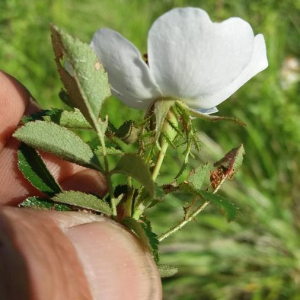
[22,108,92,130]
[46,108,92,130]
[154,184,166,200]
[94,144,124,167]
[154,100,176,142]
[94,146,123,160]
[214,144,245,179]
[187,163,212,190]
[158,265,178,278]
[179,183,239,222]
[51,24,111,131]
[112,154,154,197]
[21,109,59,124]
[198,190,239,222]
[122,217,159,262]
[19,196,53,210]
[53,191,112,215]
[13,121,102,171]
[140,217,159,263]
[18,143,62,196]
[19,196,70,211]
[53,203,72,211]
[122,217,150,246]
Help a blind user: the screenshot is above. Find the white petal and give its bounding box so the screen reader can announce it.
[188,34,268,109]
[91,28,161,109]
[148,8,255,102]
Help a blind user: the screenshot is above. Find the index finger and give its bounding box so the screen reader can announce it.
[0,71,106,205]
[0,70,32,151]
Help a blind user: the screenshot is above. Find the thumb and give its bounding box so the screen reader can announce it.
[0,207,162,300]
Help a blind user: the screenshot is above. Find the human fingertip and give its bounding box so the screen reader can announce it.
[66,219,162,300]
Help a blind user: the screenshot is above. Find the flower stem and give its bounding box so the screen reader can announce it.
[133,108,177,220]
[158,173,230,242]
[95,123,117,217]
[152,137,169,181]
[152,108,178,180]
[123,177,134,217]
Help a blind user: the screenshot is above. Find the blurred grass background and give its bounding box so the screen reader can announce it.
[1,0,300,299]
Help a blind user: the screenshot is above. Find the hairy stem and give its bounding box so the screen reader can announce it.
[152,138,169,181]
[158,174,230,241]
[96,123,117,217]
[158,200,210,242]
[152,108,178,180]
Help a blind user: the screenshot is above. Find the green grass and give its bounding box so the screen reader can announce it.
[1,0,300,299]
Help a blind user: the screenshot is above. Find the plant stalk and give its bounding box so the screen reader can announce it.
[158,174,230,242]
[152,108,177,180]
[96,122,117,216]
[158,200,210,242]
[152,138,169,181]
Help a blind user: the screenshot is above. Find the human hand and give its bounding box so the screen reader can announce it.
[0,71,162,300]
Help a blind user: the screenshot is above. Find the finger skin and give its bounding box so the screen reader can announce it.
[0,137,107,205]
[0,71,31,151]
[0,207,92,300]
[0,71,107,205]
[0,71,162,299]
[0,207,162,300]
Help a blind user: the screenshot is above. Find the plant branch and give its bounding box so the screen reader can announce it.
[158,200,210,242]
[152,137,169,181]
[95,122,117,216]
[158,174,230,242]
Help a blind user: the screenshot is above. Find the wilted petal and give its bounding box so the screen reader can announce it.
[188,34,268,109]
[148,8,255,103]
[91,28,161,109]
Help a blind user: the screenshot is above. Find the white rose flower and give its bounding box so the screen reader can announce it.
[91,7,268,114]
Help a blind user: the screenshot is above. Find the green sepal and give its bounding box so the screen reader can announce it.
[154,100,176,143]
[189,107,246,126]
[173,101,200,178]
